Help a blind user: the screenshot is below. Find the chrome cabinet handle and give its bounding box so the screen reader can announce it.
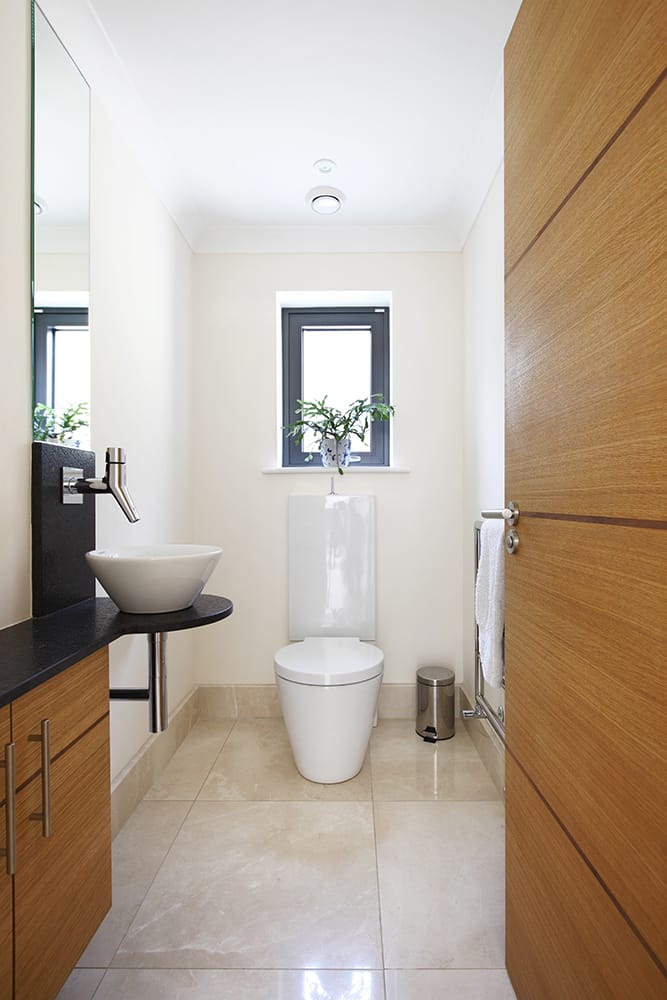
[29,719,52,838]
[0,742,16,874]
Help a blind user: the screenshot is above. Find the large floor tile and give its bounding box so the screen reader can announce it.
[375,801,505,969]
[385,969,516,999]
[56,968,105,1000]
[95,968,385,999]
[114,800,382,969]
[198,718,372,801]
[144,720,235,801]
[371,720,499,801]
[78,800,191,967]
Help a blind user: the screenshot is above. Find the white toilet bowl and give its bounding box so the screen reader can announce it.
[274,637,383,783]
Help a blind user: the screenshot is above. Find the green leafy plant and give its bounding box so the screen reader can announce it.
[33,401,89,444]
[284,394,395,474]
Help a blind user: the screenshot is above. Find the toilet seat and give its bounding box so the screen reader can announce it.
[274,637,383,686]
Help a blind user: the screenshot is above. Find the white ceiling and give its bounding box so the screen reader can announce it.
[42,0,521,252]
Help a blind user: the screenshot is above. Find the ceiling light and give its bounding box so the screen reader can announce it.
[307,187,344,215]
[313,158,336,175]
[34,196,47,216]
[312,194,341,215]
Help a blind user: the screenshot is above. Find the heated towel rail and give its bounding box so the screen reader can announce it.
[461,515,509,743]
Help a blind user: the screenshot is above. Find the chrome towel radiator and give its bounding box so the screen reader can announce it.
[461,505,519,743]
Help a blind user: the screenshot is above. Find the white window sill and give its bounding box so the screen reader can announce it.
[262,466,410,475]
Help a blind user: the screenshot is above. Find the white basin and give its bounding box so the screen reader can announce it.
[85,544,222,614]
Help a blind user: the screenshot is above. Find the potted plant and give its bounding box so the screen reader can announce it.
[284,394,395,474]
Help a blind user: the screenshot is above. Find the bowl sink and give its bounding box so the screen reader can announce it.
[85,544,222,614]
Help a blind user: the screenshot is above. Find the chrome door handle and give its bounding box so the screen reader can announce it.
[0,742,16,874]
[481,501,520,526]
[29,719,52,838]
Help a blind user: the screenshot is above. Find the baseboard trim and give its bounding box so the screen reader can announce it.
[460,687,505,798]
[196,682,428,721]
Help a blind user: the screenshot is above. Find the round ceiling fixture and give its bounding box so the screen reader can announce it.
[307,186,344,215]
[34,196,47,216]
[313,158,337,175]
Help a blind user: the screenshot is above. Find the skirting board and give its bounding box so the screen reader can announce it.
[195,682,432,720]
[110,683,464,835]
[460,687,505,799]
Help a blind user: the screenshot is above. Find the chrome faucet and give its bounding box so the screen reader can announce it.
[63,447,140,523]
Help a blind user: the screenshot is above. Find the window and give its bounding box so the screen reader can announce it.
[282,306,390,468]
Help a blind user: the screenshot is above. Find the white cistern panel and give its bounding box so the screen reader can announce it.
[288,494,376,640]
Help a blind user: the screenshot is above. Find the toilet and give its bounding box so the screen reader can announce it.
[274,494,384,783]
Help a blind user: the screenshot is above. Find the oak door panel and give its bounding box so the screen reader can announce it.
[505,517,667,966]
[506,755,666,999]
[506,81,667,522]
[14,715,111,1000]
[12,647,109,787]
[504,0,666,272]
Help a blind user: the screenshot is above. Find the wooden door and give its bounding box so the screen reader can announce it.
[504,1,666,996]
[0,707,12,1000]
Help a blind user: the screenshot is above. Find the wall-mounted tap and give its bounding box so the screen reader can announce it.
[62,447,140,523]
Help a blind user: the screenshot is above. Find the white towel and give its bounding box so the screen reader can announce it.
[475,519,505,688]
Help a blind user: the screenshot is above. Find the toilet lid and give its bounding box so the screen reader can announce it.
[274,637,384,686]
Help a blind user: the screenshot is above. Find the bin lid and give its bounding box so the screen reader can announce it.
[417,666,455,687]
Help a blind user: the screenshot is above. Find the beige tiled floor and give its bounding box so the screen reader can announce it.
[58,717,516,1000]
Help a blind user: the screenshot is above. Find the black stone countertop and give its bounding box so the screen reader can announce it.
[0,595,233,707]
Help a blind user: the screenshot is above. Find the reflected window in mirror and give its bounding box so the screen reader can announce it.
[33,4,91,448]
[33,308,90,449]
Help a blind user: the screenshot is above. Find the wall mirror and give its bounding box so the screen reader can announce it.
[32,3,91,449]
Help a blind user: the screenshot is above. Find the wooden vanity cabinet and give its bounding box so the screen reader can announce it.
[3,649,111,1000]
[0,706,12,1000]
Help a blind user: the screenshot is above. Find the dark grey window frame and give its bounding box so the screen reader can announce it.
[33,306,89,408]
[282,305,390,468]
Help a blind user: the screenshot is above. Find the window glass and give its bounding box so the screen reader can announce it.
[301,325,372,452]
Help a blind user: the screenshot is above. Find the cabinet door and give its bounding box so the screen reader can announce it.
[14,715,111,1000]
[0,707,11,1000]
[12,647,109,787]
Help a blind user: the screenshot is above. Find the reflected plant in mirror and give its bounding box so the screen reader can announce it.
[32,4,91,448]
[33,400,89,446]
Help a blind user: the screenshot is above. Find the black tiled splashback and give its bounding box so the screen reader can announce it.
[32,441,96,616]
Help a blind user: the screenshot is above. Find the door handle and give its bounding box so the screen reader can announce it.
[0,742,16,874]
[29,719,52,838]
[481,501,520,526]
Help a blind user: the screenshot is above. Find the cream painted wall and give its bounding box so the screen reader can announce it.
[192,252,464,687]
[461,167,505,701]
[90,97,195,777]
[0,0,32,629]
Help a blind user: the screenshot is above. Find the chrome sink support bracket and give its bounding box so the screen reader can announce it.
[109,632,168,733]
